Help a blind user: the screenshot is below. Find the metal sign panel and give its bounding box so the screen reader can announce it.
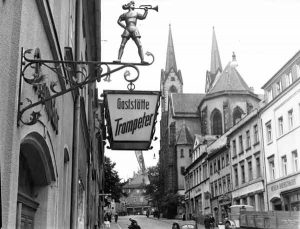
[103,90,160,150]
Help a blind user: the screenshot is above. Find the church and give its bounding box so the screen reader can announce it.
[159,25,261,218]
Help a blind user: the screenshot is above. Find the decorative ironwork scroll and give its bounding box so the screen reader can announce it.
[17,48,154,126]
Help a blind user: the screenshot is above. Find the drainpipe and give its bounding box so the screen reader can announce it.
[70,96,80,229]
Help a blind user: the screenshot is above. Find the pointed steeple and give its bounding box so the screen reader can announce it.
[165,24,177,73]
[210,27,222,74]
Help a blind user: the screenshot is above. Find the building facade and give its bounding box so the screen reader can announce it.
[228,110,267,211]
[120,171,150,215]
[184,135,216,222]
[0,1,104,228]
[260,50,300,211]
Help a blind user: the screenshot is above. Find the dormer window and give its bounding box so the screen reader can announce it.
[171,77,175,81]
[276,81,282,95]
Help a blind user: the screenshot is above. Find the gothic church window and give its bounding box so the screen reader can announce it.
[169,85,178,93]
[211,109,222,135]
[233,106,244,125]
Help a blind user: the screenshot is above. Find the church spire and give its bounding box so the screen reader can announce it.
[165,24,177,72]
[210,27,222,74]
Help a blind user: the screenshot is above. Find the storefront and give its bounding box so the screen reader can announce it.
[218,193,232,220]
[267,173,300,211]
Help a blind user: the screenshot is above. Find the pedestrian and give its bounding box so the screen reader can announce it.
[204,215,210,229]
[182,213,186,221]
[210,216,215,229]
[114,213,118,223]
[172,222,180,229]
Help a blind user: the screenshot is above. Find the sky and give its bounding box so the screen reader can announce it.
[98,0,300,180]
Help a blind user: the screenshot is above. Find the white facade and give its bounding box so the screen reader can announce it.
[261,51,300,211]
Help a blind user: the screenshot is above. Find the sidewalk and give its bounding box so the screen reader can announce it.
[99,221,120,229]
[148,216,208,229]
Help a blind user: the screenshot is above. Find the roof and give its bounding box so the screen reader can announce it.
[208,62,252,94]
[171,93,205,117]
[176,124,194,145]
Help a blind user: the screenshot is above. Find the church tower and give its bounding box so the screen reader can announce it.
[205,27,222,93]
[160,24,183,112]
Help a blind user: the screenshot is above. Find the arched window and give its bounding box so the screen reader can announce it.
[233,106,244,125]
[169,85,178,93]
[211,109,223,135]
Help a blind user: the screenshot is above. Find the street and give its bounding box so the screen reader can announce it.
[102,215,206,229]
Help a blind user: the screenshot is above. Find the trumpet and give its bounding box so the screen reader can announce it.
[135,5,158,12]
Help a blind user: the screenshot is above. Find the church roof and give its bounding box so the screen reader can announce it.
[171,93,205,117]
[176,124,194,145]
[208,61,252,94]
[165,24,177,73]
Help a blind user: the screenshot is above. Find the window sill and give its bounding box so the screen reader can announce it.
[232,155,237,160]
[238,151,244,156]
[267,140,273,145]
[245,147,251,152]
[253,141,260,147]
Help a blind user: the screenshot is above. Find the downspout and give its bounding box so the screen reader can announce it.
[259,110,270,211]
[71,96,80,229]
[70,0,82,227]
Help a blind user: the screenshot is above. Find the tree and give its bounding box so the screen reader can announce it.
[144,164,164,210]
[104,156,124,204]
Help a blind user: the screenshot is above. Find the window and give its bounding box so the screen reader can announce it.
[266,121,272,143]
[292,150,298,172]
[286,73,292,87]
[181,166,185,175]
[246,130,251,149]
[210,163,213,175]
[241,163,245,184]
[234,166,238,187]
[288,109,293,130]
[239,135,244,153]
[267,89,273,102]
[256,156,261,178]
[210,183,214,197]
[211,109,223,135]
[218,158,221,171]
[249,195,255,207]
[232,140,237,156]
[254,124,259,144]
[214,181,218,196]
[218,179,222,195]
[226,153,229,165]
[223,177,227,193]
[227,174,231,191]
[189,149,192,157]
[269,156,275,180]
[203,163,207,179]
[180,149,184,158]
[276,80,282,95]
[278,116,283,136]
[282,155,287,176]
[171,76,175,81]
[233,107,243,125]
[214,160,217,173]
[248,159,253,181]
[222,156,225,169]
[199,167,202,182]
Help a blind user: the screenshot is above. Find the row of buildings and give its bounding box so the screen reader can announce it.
[159,26,300,223]
[0,1,106,228]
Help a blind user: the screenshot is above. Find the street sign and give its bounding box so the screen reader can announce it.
[103,90,160,150]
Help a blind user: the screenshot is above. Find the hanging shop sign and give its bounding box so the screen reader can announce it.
[103,90,161,150]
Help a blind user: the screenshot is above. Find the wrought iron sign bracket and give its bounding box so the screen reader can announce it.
[17,48,154,126]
